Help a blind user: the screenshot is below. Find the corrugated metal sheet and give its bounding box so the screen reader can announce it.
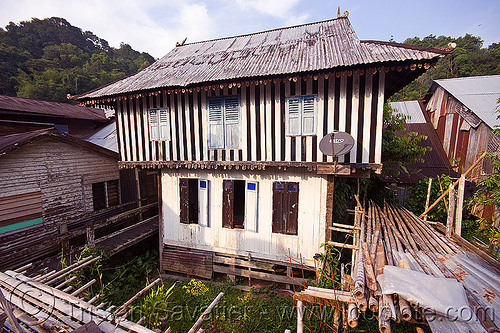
[0,128,118,158]
[0,95,107,121]
[435,75,500,129]
[77,17,446,99]
[390,100,427,123]
[87,122,118,153]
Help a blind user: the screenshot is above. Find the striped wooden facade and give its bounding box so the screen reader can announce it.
[115,69,386,169]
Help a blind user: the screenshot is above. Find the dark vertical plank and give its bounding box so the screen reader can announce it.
[222,180,234,228]
[272,182,284,234]
[179,178,189,224]
[286,183,299,235]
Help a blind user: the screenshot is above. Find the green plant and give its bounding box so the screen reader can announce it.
[405,175,452,223]
[488,227,500,246]
[137,282,177,330]
[315,243,341,289]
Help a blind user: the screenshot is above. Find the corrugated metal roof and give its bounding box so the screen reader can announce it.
[87,122,118,153]
[76,17,446,100]
[390,100,427,123]
[435,75,500,129]
[0,128,118,158]
[0,95,107,121]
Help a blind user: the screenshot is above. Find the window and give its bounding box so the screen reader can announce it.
[180,178,209,226]
[285,95,317,136]
[148,108,170,141]
[272,182,299,235]
[54,124,69,133]
[92,180,119,211]
[208,96,241,148]
[222,180,258,231]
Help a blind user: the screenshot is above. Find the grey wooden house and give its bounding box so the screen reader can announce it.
[75,17,446,280]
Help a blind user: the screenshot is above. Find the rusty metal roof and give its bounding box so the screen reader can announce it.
[435,75,500,129]
[0,128,118,159]
[0,95,107,121]
[76,17,446,100]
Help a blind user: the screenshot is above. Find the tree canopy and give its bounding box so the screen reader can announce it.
[390,34,500,101]
[0,17,155,102]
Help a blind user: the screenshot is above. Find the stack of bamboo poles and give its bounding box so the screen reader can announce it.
[297,200,498,332]
[1,256,225,333]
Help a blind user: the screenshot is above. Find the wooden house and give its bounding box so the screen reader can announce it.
[0,128,120,234]
[75,17,446,280]
[424,75,500,224]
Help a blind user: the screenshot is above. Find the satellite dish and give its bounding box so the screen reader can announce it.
[319,132,355,157]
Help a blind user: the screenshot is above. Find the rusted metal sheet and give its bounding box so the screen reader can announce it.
[435,75,500,129]
[0,95,107,120]
[76,18,446,100]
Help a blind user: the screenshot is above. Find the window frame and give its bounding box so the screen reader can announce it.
[148,108,171,141]
[207,96,241,149]
[92,179,120,211]
[285,95,318,136]
[179,178,210,226]
[222,179,258,232]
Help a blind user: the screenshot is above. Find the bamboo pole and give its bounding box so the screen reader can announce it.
[0,289,25,333]
[115,278,162,316]
[397,260,412,321]
[39,256,93,283]
[347,302,358,328]
[44,256,101,285]
[419,151,488,218]
[187,292,224,333]
[71,279,96,297]
[297,300,303,333]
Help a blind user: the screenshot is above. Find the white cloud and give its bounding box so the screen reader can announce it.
[0,0,215,58]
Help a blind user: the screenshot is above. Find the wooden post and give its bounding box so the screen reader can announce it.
[446,185,456,238]
[420,151,487,219]
[423,178,433,221]
[86,224,95,248]
[297,300,303,333]
[455,175,466,236]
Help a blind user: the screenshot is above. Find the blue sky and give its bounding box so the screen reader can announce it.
[0,0,499,59]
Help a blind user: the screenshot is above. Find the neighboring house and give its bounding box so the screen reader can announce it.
[424,75,500,178]
[74,17,446,280]
[0,129,120,234]
[424,75,500,224]
[382,100,459,203]
[0,94,109,138]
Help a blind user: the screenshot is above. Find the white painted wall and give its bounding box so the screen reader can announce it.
[161,168,327,263]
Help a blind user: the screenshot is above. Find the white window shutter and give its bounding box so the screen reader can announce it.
[286,97,301,135]
[208,98,224,148]
[245,181,258,232]
[302,96,317,135]
[159,108,170,140]
[198,179,209,227]
[224,96,241,148]
[149,109,159,140]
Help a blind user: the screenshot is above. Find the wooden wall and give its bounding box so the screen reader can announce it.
[116,70,386,166]
[0,137,119,231]
[426,86,492,180]
[160,168,327,263]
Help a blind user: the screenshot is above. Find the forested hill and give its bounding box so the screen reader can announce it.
[0,17,155,103]
[391,34,500,101]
